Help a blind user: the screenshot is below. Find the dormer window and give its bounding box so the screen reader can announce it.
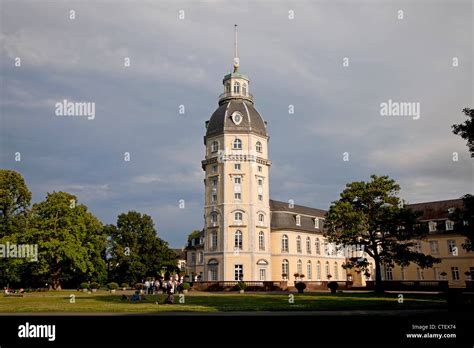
[446,220,454,231]
[233,138,242,150]
[296,215,301,226]
[211,141,219,153]
[428,221,437,232]
[242,83,247,96]
[225,82,231,93]
[233,81,240,94]
[256,141,262,153]
[448,207,455,214]
[314,218,319,229]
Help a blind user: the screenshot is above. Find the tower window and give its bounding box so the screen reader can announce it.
[234,177,241,184]
[258,194,263,201]
[258,179,263,186]
[258,166,262,172]
[234,193,241,200]
[242,83,247,96]
[259,231,265,251]
[235,212,243,222]
[211,194,217,203]
[256,141,262,152]
[233,139,242,150]
[282,235,289,252]
[234,163,241,170]
[258,214,264,224]
[212,165,218,173]
[210,231,217,250]
[234,230,243,250]
[210,213,218,224]
[225,82,231,93]
[211,141,219,153]
[296,215,301,226]
[233,81,240,94]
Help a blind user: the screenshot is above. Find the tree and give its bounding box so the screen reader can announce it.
[324,175,440,292]
[107,211,177,285]
[452,108,474,157]
[27,192,106,289]
[0,170,32,285]
[449,194,474,251]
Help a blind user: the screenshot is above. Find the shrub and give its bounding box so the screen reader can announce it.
[90,282,100,289]
[182,282,191,290]
[79,282,89,289]
[236,281,247,291]
[295,282,306,293]
[120,283,129,289]
[107,282,118,290]
[134,283,144,290]
[327,281,339,293]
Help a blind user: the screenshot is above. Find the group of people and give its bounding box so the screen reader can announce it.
[143,274,185,295]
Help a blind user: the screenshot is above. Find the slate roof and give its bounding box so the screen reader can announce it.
[270,199,327,233]
[206,100,268,138]
[173,248,186,260]
[407,198,464,221]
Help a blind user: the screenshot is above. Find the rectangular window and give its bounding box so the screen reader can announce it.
[258,194,263,201]
[429,240,439,254]
[211,194,217,203]
[212,165,218,173]
[401,267,406,280]
[428,221,437,232]
[198,252,203,264]
[234,265,243,281]
[212,178,218,187]
[211,232,217,250]
[234,193,241,200]
[416,268,424,280]
[259,268,266,281]
[191,252,196,263]
[386,268,393,280]
[209,266,218,281]
[447,240,457,255]
[446,220,454,231]
[258,166,262,172]
[316,263,321,280]
[451,267,459,281]
[234,163,241,170]
[258,179,263,186]
[234,177,241,184]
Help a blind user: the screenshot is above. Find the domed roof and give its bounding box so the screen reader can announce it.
[206,100,268,138]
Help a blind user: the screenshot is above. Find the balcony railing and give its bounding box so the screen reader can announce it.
[218,92,254,103]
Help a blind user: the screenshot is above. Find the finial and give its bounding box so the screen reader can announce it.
[233,24,239,73]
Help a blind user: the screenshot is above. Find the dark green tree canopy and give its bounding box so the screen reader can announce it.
[452,108,474,157]
[324,175,440,291]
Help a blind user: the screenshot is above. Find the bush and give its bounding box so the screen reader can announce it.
[107,282,118,290]
[327,281,339,293]
[236,281,247,291]
[79,282,89,289]
[120,283,129,289]
[90,282,100,289]
[134,283,144,290]
[182,282,191,290]
[295,282,306,293]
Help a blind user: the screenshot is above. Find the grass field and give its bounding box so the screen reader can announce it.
[0,290,447,313]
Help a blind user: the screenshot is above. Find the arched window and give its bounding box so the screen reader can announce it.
[210,231,218,250]
[225,82,231,93]
[316,261,321,280]
[211,141,219,153]
[282,260,289,279]
[296,236,302,253]
[233,138,242,150]
[234,212,243,222]
[297,259,302,275]
[296,215,301,226]
[210,212,218,224]
[258,213,264,224]
[198,251,204,264]
[234,230,243,250]
[233,81,240,93]
[256,141,262,152]
[315,238,320,255]
[242,83,247,96]
[306,237,311,254]
[334,262,339,280]
[324,240,329,256]
[259,231,265,251]
[307,261,312,280]
[282,235,289,252]
[325,261,330,279]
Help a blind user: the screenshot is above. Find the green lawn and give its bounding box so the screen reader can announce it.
[0,290,447,313]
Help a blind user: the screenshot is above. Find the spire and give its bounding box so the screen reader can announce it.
[233,24,239,73]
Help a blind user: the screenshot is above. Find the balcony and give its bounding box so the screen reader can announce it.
[218,91,253,104]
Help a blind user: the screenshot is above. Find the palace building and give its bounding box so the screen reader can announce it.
[185,30,473,286]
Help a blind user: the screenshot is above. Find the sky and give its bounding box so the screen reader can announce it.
[1,0,473,248]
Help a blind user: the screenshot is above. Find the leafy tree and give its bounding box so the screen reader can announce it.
[452,108,474,157]
[324,175,440,292]
[449,194,474,251]
[27,192,106,289]
[0,170,32,285]
[107,211,177,285]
